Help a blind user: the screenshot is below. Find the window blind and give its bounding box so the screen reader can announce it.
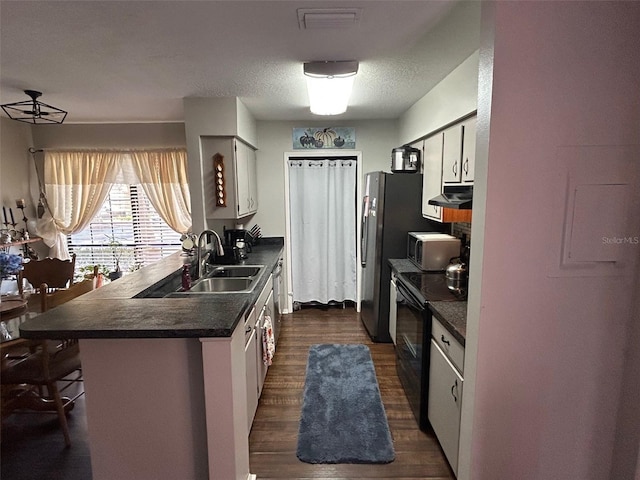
[68,184,181,275]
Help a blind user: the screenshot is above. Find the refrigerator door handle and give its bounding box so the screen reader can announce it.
[360,196,369,267]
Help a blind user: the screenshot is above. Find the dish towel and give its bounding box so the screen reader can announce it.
[262,315,275,366]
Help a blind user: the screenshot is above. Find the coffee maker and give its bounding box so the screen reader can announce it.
[224,228,253,260]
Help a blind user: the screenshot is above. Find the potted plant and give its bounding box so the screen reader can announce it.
[105,235,125,281]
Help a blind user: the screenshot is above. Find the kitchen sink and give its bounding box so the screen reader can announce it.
[135,264,265,298]
[206,265,264,278]
[185,277,256,293]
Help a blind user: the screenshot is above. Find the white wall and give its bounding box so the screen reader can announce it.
[0,117,46,262]
[459,2,640,479]
[252,119,397,237]
[30,122,186,149]
[399,50,479,145]
[0,117,37,219]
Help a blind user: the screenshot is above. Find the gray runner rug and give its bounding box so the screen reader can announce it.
[296,344,395,464]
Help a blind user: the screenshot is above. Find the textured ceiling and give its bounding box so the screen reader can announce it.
[0,1,480,124]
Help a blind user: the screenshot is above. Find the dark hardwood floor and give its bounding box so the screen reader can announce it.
[1,381,92,480]
[249,306,454,480]
[1,307,453,480]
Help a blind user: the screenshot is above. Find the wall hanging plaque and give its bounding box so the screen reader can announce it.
[293,127,355,149]
[213,153,226,207]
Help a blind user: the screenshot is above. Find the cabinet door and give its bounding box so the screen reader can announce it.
[245,307,259,433]
[235,140,251,217]
[389,277,397,345]
[428,339,463,475]
[235,140,258,218]
[247,147,258,213]
[461,117,476,183]
[422,134,443,221]
[442,125,463,184]
[256,304,271,395]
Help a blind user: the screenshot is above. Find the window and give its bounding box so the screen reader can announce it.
[68,184,181,274]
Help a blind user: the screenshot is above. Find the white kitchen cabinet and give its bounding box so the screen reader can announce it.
[256,290,274,395]
[428,339,464,475]
[389,273,398,345]
[245,305,259,434]
[461,117,476,183]
[236,140,258,217]
[246,274,273,432]
[428,316,465,476]
[442,117,475,185]
[422,133,444,222]
[202,136,258,220]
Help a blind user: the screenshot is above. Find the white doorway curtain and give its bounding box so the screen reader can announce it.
[288,157,357,304]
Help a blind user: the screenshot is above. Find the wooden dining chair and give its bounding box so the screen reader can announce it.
[18,254,76,294]
[1,276,96,447]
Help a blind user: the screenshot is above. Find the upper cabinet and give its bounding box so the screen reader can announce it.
[235,140,258,218]
[202,136,258,220]
[442,116,476,185]
[421,115,476,223]
[421,134,444,222]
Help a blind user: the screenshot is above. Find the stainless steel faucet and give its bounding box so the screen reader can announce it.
[196,229,225,279]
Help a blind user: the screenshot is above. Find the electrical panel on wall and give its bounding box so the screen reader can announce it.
[549,145,640,277]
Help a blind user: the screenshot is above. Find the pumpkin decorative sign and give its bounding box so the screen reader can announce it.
[293,127,355,150]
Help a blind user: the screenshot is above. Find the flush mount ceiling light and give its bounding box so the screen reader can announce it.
[303,61,359,116]
[1,90,67,124]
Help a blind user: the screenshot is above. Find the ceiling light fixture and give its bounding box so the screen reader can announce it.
[1,90,67,124]
[303,61,358,116]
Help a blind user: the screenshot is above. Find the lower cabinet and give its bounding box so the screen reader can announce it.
[245,275,273,433]
[256,290,274,396]
[245,306,259,434]
[428,321,464,476]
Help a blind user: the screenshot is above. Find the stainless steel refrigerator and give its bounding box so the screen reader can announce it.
[360,171,442,342]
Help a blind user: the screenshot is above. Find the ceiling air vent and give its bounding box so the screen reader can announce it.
[297,8,362,29]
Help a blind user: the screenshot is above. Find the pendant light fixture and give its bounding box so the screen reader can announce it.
[303,61,358,115]
[1,90,67,124]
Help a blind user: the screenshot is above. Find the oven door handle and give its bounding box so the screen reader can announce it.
[396,279,425,312]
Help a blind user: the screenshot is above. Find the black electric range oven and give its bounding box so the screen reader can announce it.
[395,272,465,431]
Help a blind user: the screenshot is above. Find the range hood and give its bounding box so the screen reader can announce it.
[428,185,473,210]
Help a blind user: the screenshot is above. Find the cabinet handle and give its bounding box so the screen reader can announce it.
[453,161,457,176]
[245,325,252,334]
[441,334,450,346]
[463,157,469,175]
[451,379,458,403]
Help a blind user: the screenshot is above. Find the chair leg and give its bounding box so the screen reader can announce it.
[48,382,71,447]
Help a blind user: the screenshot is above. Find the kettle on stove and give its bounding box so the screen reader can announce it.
[445,235,470,295]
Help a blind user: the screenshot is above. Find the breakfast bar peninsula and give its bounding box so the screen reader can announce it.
[20,239,284,480]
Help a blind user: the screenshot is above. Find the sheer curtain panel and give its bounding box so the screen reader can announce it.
[40,151,121,259]
[129,149,192,234]
[288,158,357,304]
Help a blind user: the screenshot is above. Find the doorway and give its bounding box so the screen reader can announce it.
[284,152,362,311]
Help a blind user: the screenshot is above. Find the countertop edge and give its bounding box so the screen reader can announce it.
[19,239,284,340]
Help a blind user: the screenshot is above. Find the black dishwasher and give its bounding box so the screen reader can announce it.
[395,272,464,431]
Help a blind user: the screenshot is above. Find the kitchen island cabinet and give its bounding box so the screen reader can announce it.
[20,239,284,480]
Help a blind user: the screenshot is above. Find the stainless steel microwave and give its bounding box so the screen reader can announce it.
[407,232,461,271]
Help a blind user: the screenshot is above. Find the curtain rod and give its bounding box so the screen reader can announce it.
[28,147,186,155]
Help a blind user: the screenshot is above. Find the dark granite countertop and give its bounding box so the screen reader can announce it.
[429,301,467,346]
[20,238,284,340]
[388,258,422,275]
